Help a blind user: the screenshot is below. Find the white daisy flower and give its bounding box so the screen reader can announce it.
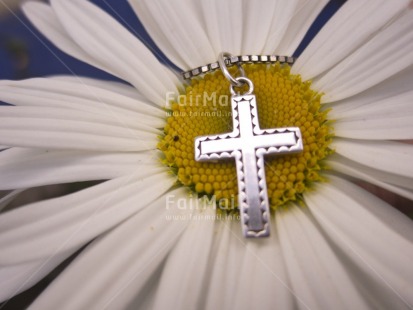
[1,0,413,309]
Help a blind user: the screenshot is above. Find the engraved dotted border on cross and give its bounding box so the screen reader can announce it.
[247,99,304,237]
[182,55,296,80]
[220,149,270,239]
[244,99,304,237]
[245,100,270,238]
[249,100,304,154]
[251,152,271,237]
[194,100,241,161]
[194,133,239,161]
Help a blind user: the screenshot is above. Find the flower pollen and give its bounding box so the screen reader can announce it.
[158,64,333,211]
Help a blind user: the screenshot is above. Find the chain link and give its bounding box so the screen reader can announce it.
[182,55,295,80]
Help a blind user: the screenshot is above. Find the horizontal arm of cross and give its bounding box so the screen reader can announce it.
[195,134,240,161]
[195,127,302,161]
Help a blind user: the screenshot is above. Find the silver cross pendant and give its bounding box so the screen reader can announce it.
[194,77,303,238]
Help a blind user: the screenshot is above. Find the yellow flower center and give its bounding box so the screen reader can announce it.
[158,63,333,211]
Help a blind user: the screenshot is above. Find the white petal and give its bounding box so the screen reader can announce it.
[0,89,164,134]
[0,170,173,265]
[232,217,295,310]
[325,64,413,114]
[331,138,413,178]
[28,188,192,310]
[0,77,164,121]
[328,154,413,201]
[152,205,215,310]
[321,174,413,242]
[1,95,163,130]
[30,0,179,106]
[200,0,299,56]
[330,153,413,190]
[49,75,148,101]
[238,0,300,55]
[240,0,281,54]
[131,0,302,69]
[333,114,413,140]
[0,147,158,190]
[276,0,329,55]
[276,205,368,309]
[293,0,410,80]
[0,189,25,212]
[204,217,246,310]
[0,251,70,303]
[0,105,159,133]
[312,8,413,102]
[203,216,293,309]
[22,1,114,76]
[132,13,179,70]
[124,264,164,310]
[332,90,413,140]
[200,0,244,57]
[306,177,413,309]
[330,89,413,121]
[0,106,158,151]
[129,0,215,69]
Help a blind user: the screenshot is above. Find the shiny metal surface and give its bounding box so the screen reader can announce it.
[182,54,295,80]
[230,76,254,96]
[218,52,246,87]
[195,94,303,238]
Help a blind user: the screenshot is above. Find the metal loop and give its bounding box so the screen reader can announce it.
[218,52,245,87]
[230,77,254,96]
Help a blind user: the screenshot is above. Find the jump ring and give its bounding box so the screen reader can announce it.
[230,77,254,96]
[218,52,245,87]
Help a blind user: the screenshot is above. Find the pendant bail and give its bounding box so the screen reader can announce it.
[230,76,254,96]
